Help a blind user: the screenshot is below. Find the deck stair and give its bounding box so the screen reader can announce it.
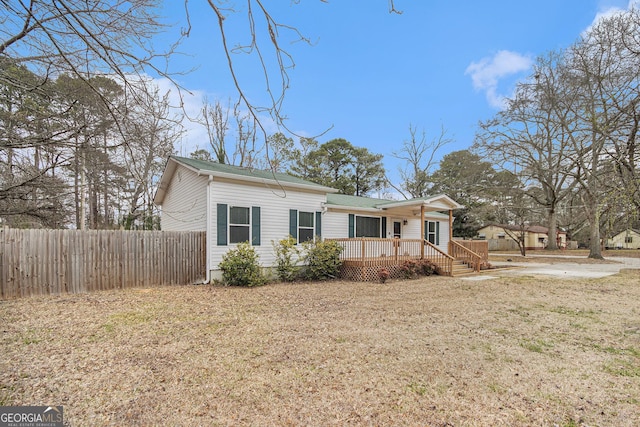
[428,257,477,277]
[451,259,477,277]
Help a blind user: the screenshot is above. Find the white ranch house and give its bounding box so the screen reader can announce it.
[154,156,486,281]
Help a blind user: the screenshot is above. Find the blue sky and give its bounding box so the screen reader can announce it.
[155,0,637,188]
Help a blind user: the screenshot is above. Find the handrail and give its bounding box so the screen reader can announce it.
[454,240,489,260]
[423,239,454,276]
[424,240,454,260]
[450,240,483,272]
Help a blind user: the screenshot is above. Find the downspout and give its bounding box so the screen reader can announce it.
[420,204,425,258]
[449,209,453,253]
[203,175,213,284]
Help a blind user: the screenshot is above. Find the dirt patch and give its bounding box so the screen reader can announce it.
[1,273,640,426]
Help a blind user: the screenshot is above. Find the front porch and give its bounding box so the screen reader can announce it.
[329,238,488,281]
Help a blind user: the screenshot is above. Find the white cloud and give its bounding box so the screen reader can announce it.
[465,50,533,109]
[584,0,640,34]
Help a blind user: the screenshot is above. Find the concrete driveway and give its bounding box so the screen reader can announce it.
[466,254,640,280]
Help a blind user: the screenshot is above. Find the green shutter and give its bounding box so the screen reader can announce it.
[424,221,428,240]
[381,217,387,238]
[289,209,298,240]
[252,206,261,246]
[217,203,227,246]
[436,221,440,245]
[348,214,355,238]
[315,211,322,238]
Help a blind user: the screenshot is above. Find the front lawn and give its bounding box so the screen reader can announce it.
[1,272,639,426]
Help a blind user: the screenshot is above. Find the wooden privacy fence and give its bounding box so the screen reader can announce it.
[0,228,206,299]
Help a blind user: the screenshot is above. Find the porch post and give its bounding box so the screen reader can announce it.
[449,209,453,243]
[420,204,425,258]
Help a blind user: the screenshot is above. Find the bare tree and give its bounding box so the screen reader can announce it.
[199,99,230,164]
[121,80,182,229]
[475,52,578,250]
[390,125,452,199]
[562,15,632,259]
[232,103,258,167]
[1,0,178,227]
[1,0,178,123]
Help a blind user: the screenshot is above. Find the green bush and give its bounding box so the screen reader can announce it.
[272,236,300,282]
[302,239,343,280]
[219,242,266,287]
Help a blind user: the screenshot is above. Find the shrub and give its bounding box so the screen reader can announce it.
[401,258,439,279]
[219,242,266,287]
[417,258,438,276]
[302,239,343,280]
[480,260,493,270]
[400,259,420,279]
[378,268,390,283]
[272,236,300,282]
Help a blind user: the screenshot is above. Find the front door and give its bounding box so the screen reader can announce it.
[393,220,402,239]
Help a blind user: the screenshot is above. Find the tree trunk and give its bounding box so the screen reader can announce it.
[585,204,603,259]
[546,207,558,250]
[588,221,603,259]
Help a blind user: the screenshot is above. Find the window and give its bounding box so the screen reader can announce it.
[217,204,260,246]
[298,211,315,243]
[356,216,381,238]
[626,236,633,243]
[290,209,322,243]
[423,221,440,245]
[229,206,250,243]
[425,221,437,244]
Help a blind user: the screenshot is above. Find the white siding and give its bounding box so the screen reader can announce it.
[322,210,350,239]
[209,179,326,270]
[402,216,450,254]
[159,166,208,231]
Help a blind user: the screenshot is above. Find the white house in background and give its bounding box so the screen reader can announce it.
[154,156,466,280]
[606,229,640,249]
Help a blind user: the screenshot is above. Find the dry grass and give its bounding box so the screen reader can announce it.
[488,254,620,264]
[1,272,640,426]
[492,249,640,259]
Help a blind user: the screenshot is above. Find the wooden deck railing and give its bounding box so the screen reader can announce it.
[449,240,484,272]
[423,240,454,276]
[453,240,489,261]
[328,238,454,276]
[330,238,423,263]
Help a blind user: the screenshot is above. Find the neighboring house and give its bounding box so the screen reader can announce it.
[477,224,567,251]
[606,229,640,249]
[154,156,477,281]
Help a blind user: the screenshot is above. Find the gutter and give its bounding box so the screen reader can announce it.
[323,204,383,213]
